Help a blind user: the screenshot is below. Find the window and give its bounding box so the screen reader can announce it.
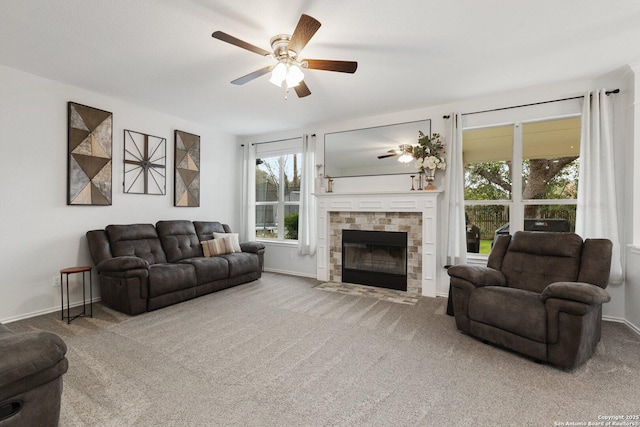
[463,116,581,254]
[255,152,301,241]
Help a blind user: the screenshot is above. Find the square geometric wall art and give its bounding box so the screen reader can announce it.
[123,129,166,195]
[67,102,113,205]
[174,130,200,207]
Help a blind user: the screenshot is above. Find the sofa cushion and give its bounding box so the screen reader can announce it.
[213,232,242,253]
[156,220,203,262]
[194,221,230,241]
[179,257,229,285]
[148,263,197,297]
[469,286,547,343]
[202,238,235,256]
[501,231,582,293]
[106,224,167,265]
[578,239,614,288]
[220,253,259,277]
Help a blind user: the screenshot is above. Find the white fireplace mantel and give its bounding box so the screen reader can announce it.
[315,190,442,297]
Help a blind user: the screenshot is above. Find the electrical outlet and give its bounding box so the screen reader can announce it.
[52,275,61,287]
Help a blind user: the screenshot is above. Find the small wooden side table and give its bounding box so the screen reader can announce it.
[60,266,93,324]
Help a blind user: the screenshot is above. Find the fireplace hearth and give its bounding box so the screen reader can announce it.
[342,229,408,291]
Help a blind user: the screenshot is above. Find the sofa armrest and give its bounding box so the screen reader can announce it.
[96,256,149,273]
[541,281,611,305]
[0,328,68,401]
[447,265,506,288]
[240,241,266,254]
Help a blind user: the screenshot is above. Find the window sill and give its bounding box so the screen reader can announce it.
[256,239,298,248]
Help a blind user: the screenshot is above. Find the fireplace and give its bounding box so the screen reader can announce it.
[315,191,440,297]
[342,230,408,291]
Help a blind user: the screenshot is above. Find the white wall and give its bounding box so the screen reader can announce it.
[626,247,640,334]
[262,243,317,278]
[0,65,240,322]
[625,62,640,332]
[244,73,637,323]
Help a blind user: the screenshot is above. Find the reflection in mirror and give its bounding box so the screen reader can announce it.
[324,119,431,177]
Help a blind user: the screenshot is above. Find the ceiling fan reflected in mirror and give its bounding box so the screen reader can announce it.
[212,14,357,98]
[378,144,413,163]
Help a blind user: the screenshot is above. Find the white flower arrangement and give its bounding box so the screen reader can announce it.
[412,131,446,173]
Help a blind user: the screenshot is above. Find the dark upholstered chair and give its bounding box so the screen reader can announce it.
[448,231,612,369]
[0,323,68,426]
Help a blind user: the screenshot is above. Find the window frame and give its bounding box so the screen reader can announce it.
[255,146,302,243]
[463,113,581,257]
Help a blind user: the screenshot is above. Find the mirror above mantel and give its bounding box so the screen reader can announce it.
[324,119,431,178]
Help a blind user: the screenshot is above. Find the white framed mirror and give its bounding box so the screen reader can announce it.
[324,119,431,177]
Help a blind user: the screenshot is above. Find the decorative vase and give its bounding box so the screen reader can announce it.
[326,176,334,193]
[423,168,436,190]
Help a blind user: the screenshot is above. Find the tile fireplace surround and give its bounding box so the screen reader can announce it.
[315,191,441,297]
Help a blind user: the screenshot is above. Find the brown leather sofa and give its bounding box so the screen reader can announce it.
[86,220,265,315]
[0,323,68,427]
[448,231,612,369]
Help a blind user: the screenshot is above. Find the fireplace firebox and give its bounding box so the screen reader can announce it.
[342,230,408,291]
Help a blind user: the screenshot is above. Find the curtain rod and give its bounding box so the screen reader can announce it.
[240,134,316,147]
[442,88,619,119]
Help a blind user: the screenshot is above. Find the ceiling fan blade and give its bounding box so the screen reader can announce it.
[303,59,358,73]
[378,153,398,159]
[212,31,271,57]
[287,14,321,56]
[231,66,274,85]
[294,80,311,98]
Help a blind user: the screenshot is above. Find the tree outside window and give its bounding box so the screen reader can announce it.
[463,116,580,254]
[255,153,301,241]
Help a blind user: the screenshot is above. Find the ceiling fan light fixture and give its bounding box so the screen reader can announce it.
[286,64,304,88]
[398,153,413,163]
[269,62,287,86]
[397,144,413,163]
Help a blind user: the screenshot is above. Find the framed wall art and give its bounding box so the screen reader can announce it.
[67,102,113,205]
[174,130,200,207]
[123,129,166,195]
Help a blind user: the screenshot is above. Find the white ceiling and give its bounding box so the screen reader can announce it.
[2,0,640,136]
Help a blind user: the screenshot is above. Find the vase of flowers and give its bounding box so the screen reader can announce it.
[412,131,446,190]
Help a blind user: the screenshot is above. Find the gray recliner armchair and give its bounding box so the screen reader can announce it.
[448,231,612,369]
[0,323,68,426]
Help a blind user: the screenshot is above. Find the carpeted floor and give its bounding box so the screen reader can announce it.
[7,272,640,426]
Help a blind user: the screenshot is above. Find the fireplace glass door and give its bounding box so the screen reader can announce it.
[342,230,408,291]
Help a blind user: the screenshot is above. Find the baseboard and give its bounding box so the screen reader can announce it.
[2,297,102,325]
[603,315,640,337]
[263,268,317,279]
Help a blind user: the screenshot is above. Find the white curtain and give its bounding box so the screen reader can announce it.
[241,143,256,242]
[443,113,467,266]
[576,89,623,284]
[298,134,316,255]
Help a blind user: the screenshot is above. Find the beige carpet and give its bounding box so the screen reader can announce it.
[7,272,640,426]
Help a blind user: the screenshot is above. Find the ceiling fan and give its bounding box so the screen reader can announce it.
[378,144,413,163]
[212,14,357,98]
